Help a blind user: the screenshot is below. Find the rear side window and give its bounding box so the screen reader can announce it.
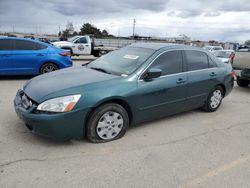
[150,50,183,76]
[0,39,13,50]
[13,40,47,50]
[185,50,209,71]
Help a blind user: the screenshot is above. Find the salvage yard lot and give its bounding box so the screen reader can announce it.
[0,56,250,188]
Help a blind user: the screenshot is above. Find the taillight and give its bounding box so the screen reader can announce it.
[59,51,71,56]
[229,70,236,78]
[229,52,235,65]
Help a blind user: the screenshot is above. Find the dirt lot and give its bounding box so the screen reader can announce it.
[0,56,250,188]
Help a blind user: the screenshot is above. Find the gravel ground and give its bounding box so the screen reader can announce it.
[0,56,250,188]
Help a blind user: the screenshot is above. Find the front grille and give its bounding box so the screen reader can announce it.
[16,91,34,110]
[21,94,33,109]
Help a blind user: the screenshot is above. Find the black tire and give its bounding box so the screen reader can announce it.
[93,50,100,57]
[40,63,58,74]
[86,103,129,143]
[203,85,223,112]
[237,78,249,87]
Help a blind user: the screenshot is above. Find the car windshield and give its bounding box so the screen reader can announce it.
[87,46,155,76]
[214,51,232,58]
[67,36,79,42]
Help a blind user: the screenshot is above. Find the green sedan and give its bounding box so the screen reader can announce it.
[14,43,234,142]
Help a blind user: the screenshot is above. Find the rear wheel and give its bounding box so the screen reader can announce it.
[203,86,223,112]
[237,78,249,87]
[86,103,129,143]
[93,50,101,57]
[40,63,58,74]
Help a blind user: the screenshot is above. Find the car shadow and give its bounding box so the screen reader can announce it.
[129,110,196,132]
[0,75,35,80]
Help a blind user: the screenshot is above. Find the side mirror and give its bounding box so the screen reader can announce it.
[142,68,162,81]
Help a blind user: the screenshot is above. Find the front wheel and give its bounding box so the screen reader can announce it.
[203,86,223,112]
[86,103,129,143]
[237,78,249,87]
[40,63,58,74]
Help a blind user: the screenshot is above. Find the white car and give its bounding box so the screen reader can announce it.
[53,36,118,57]
[203,46,223,54]
[53,36,92,56]
[214,50,235,64]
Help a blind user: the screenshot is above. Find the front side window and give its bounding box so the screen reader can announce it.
[0,39,13,50]
[149,50,183,76]
[185,50,209,71]
[13,40,47,50]
[68,36,80,42]
[75,37,87,44]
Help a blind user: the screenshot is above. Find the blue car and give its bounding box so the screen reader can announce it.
[0,37,72,75]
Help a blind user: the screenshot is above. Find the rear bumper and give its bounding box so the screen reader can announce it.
[234,69,250,81]
[224,76,234,97]
[14,90,88,140]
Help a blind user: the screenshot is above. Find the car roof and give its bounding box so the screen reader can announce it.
[130,42,202,51]
[0,37,50,46]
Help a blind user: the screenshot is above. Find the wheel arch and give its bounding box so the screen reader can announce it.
[217,83,226,97]
[39,62,59,73]
[85,98,134,131]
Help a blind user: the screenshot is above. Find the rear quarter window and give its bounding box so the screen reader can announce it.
[13,40,47,50]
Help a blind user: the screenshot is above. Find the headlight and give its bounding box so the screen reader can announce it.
[37,94,81,113]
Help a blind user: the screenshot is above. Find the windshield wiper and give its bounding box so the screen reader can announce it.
[90,67,111,74]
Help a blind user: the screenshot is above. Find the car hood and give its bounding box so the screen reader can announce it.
[23,67,119,102]
[53,41,72,47]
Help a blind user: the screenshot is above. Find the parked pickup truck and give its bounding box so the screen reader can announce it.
[53,35,135,57]
[233,51,250,87]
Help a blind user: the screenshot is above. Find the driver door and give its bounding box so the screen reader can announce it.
[135,50,188,123]
[73,37,91,55]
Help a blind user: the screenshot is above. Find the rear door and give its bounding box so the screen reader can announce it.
[12,39,48,74]
[0,39,14,75]
[72,37,91,55]
[184,50,219,109]
[136,50,188,122]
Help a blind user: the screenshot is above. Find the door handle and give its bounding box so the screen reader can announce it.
[176,78,186,84]
[85,45,89,47]
[0,54,9,57]
[210,72,217,77]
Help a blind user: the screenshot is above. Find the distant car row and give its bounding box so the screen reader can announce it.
[0,37,245,77]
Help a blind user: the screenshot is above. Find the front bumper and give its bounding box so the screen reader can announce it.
[14,90,88,140]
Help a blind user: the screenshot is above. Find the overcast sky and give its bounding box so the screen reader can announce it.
[0,0,250,43]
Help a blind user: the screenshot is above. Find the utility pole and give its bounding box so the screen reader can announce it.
[12,25,15,33]
[133,19,136,37]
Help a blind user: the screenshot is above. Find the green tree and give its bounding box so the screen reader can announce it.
[245,40,250,46]
[80,23,104,37]
[101,29,109,36]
